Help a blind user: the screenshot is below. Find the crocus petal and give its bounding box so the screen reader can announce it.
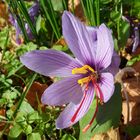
[86,26,98,58]
[56,87,94,129]
[20,49,81,77]
[96,24,114,70]
[41,76,83,105]
[106,51,120,76]
[62,11,95,65]
[99,73,114,103]
[86,26,97,43]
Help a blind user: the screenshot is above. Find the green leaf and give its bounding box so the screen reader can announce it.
[125,125,140,138]
[100,0,112,4]
[9,124,23,138]
[27,133,41,140]
[128,55,140,66]
[16,42,37,56]
[40,0,61,39]
[114,38,119,52]
[8,136,22,140]
[19,101,34,114]
[39,46,48,50]
[110,11,121,22]
[15,112,26,124]
[119,20,130,48]
[27,111,39,124]
[61,134,76,140]
[41,113,51,122]
[0,98,7,106]
[52,45,68,51]
[24,125,32,135]
[51,0,64,11]
[127,57,138,66]
[79,83,122,140]
[0,27,9,49]
[36,15,42,34]
[6,109,14,119]
[2,91,17,100]
[123,0,140,19]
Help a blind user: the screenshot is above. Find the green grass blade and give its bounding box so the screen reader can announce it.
[40,0,61,39]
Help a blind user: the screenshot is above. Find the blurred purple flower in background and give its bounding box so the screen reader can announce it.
[20,11,120,132]
[122,16,140,52]
[132,26,139,52]
[9,1,39,44]
[9,14,22,44]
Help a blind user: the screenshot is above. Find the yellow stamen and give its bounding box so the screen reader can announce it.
[78,76,91,86]
[72,65,94,74]
[72,65,95,86]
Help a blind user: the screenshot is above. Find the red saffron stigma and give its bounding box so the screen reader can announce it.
[71,84,89,123]
[94,83,104,102]
[82,95,98,133]
[82,80,101,133]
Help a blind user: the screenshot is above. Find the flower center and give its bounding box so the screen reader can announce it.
[71,65,104,132]
[72,65,98,86]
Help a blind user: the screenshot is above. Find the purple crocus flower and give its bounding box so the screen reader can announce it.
[20,11,120,132]
[122,16,140,52]
[9,1,39,44]
[132,26,139,52]
[9,14,22,44]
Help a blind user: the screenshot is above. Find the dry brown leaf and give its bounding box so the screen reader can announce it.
[0,109,6,131]
[0,2,8,19]
[134,135,140,140]
[133,61,140,73]
[91,128,120,140]
[10,33,24,47]
[0,2,8,28]
[123,77,140,103]
[25,82,48,109]
[122,101,140,125]
[68,0,85,22]
[132,45,140,56]
[55,37,67,46]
